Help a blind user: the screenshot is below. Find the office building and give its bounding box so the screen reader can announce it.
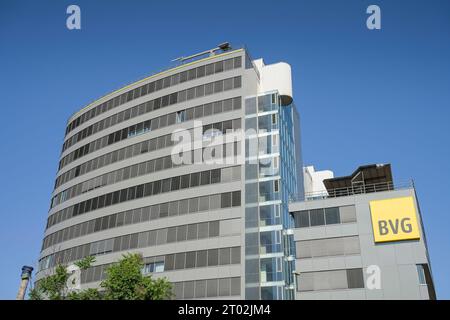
[36,44,435,300]
[290,164,436,299]
[36,44,303,300]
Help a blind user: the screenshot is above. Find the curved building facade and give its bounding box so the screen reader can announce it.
[36,46,303,300]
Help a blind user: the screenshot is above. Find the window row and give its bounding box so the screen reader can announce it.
[79,246,241,284]
[173,277,241,299]
[295,236,360,259]
[43,190,241,249]
[39,219,228,271]
[47,166,241,228]
[296,268,365,292]
[55,105,241,190]
[62,93,241,153]
[65,56,242,135]
[292,205,357,229]
[145,246,241,274]
[59,82,240,170]
[52,141,240,208]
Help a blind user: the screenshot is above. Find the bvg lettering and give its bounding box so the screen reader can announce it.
[378,218,412,235]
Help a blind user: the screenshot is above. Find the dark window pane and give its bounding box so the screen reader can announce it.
[310,209,325,227]
[185,251,196,269]
[190,172,200,187]
[325,207,340,225]
[196,250,207,267]
[347,268,364,288]
[207,249,219,266]
[175,253,186,270]
[294,211,310,228]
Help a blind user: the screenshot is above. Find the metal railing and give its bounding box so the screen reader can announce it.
[290,179,414,202]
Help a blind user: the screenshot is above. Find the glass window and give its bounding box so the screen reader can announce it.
[148,231,157,246]
[188,68,196,80]
[211,169,221,184]
[180,71,188,83]
[196,250,207,267]
[203,103,212,116]
[197,66,205,78]
[310,209,325,227]
[185,251,196,269]
[187,88,195,100]
[231,247,240,264]
[187,224,198,240]
[195,280,206,298]
[167,227,177,243]
[224,58,234,71]
[184,281,195,299]
[230,277,240,296]
[210,194,221,209]
[221,193,231,208]
[232,191,241,207]
[204,83,213,95]
[209,221,219,237]
[208,249,219,266]
[165,254,175,271]
[325,207,340,225]
[214,61,224,73]
[198,222,209,239]
[207,279,218,297]
[176,225,187,242]
[175,253,186,270]
[188,197,199,213]
[205,63,214,76]
[233,76,242,88]
[200,171,210,185]
[156,228,167,245]
[223,78,233,91]
[218,278,230,297]
[168,201,179,216]
[180,174,190,189]
[234,56,242,68]
[179,199,189,215]
[417,265,427,285]
[190,172,200,187]
[347,268,364,289]
[214,80,224,93]
[219,248,231,265]
[199,196,209,211]
[159,203,169,218]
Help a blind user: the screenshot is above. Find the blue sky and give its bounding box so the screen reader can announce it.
[0,0,449,299]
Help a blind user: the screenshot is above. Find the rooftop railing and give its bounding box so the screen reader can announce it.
[290,179,414,202]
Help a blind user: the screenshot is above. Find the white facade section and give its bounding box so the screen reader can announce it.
[303,166,334,196]
[253,59,293,105]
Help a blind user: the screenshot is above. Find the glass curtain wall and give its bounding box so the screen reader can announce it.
[244,92,301,300]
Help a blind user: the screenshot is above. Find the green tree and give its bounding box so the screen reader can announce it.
[29,253,172,300]
[29,256,96,300]
[101,253,172,300]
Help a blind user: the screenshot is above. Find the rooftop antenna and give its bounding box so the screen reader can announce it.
[16,265,33,300]
[172,42,231,64]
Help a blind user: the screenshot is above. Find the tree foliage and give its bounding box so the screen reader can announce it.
[101,253,172,300]
[29,253,172,300]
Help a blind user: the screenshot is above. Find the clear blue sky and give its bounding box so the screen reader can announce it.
[0,0,449,299]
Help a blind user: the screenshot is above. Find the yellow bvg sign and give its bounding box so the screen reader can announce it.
[369,196,420,243]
